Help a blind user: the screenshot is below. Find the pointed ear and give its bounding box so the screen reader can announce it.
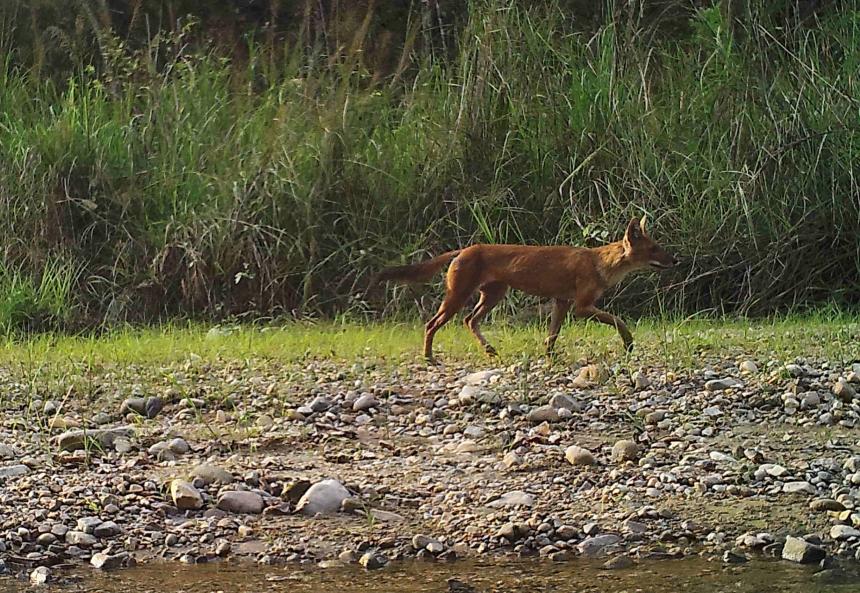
[639,214,648,235]
[625,217,642,243]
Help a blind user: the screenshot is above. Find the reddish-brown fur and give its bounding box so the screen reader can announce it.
[377,216,678,361]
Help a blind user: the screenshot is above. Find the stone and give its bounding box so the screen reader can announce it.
[830,525,860,540]
[565,445,596,466]
[578,534,622,557]
[722,550,748,564]
[353,394,378,412]
[170,479,204,510]
[833,381,856,402]
[810,498,845,512]
[0,464,29,478]
[190,463,234,485]
[800,392,820,409]
[120,396,164,419]
[76,517,103,534]
[502,451,521,468]
[783,481,815,495]
[739,360,758,374]
[631,371,650,390]
[602,555,633,569]
[217,491,264,514]
[56,427,135,452]
[782,535,826,563]
[705,378,739,391]
[611,440,639,463]
[284,480,312,504]
[464,369,501,385]
[296,479,351,516]
[549,393,582,412]
[496,522,529,542]
[527,406,559,423]
[486,491,535,508]
[358,551,387,570]
[30,566,52,585]
[65,530,97,547]
[90,552,128,570]
[308,396,332,413]
[93,521,121,538]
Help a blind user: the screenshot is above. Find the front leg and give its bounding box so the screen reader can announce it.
[545,299,571,354]
[574,304,634,352]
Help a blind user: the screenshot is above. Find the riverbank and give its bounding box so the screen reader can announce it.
[1,318,860,585]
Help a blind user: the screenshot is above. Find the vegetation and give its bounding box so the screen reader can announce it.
[0,1,858,333]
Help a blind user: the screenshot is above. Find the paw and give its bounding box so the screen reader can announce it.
[485,345,498,357]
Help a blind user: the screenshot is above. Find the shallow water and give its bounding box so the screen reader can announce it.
[5,558,859,593]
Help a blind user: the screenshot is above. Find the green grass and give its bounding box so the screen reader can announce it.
[2,314,857,370]
[0,1,857,331]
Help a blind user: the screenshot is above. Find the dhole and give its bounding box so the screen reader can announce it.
[376,216,678,361]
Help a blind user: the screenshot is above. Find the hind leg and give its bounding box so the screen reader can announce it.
[423,268,478,362]
[544,299,571,354]
[464,282,507,356]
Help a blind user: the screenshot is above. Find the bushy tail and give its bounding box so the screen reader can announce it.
[373,250,461,285]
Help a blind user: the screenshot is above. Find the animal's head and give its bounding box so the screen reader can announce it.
[623,215,678,270]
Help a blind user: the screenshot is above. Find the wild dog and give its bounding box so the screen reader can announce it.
[376,216,678,361]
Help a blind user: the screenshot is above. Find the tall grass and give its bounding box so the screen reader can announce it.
[0,0,858,332]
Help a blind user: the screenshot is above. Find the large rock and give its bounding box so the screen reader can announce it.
[578,534,622,557]
[548,393,582,412]
[358,551,387,570]
[0,464,29,478]
[65,531,97,547]
[352,394,378,412]
[611,440,639,463]
[30,567,52,585]
[463,369,501,385]
[190,463,234,486]
[782,535,826,563]
[56,427,135,452]
[783,481,816,495]
[496,522,530,542]
[486,491,535,508]
[528,406,560,423]
[833,381,856,402]
[120,396,164,419]
[830,525,860,540]
[216,491,264,514]
[170,479,203,510]
[90,552,129,570]
[705,378,740,391]
[565,445,596,466]
[296,479,351,516]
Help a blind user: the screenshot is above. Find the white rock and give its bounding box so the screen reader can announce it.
[830,525,860,540]
[783,481,816,495]
[296,479,351,516]
[565,445,596,466]
[170,479,203,510]
[486,491,535,508]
